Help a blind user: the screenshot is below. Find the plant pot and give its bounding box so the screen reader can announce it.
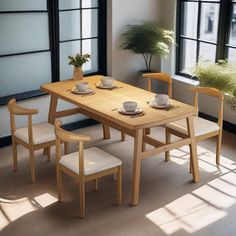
[73,67,83,81]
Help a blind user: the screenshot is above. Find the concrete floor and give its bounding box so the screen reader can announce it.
[0,124,236,236]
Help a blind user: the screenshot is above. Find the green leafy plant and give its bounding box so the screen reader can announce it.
[68,53,90,68]
[192,60,236,109]
[120,21,175,71]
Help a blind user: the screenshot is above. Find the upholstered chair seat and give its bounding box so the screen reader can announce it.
[14,123,55,145]
[59,147,122,176]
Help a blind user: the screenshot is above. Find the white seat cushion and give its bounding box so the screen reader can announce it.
[59,147,122,176]
[166,117,220,137]
[14,122,55,145]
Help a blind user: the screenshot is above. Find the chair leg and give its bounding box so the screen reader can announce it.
[216,133,222,165]
[12,139,18,171]
[29,148,36,183]
[121,132,125,141]
[57,166,63,201]
[117,166,122,205]
[94,178,98,191]
[64,142,69,155]
[43,148,47,155]
[165,129,171,162]
[189,144,193,173]
[47,147,51,162]
[79,180,86,218]
[142,129,147,151]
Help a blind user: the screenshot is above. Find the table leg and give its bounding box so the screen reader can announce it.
[48,95,58,124]
[187,116,200,182]
[102,124,111,139]
[131,129,143,206]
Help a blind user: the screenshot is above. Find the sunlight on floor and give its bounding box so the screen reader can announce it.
[0,193,57,231]
[146,146,236,234]
[34,193,57,208]
[170,145,235,174]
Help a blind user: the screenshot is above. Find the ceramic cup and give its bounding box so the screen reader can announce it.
[101,76,113,87]
[123,101,138,112]
[155,94,169,106]
[76,82,89,92]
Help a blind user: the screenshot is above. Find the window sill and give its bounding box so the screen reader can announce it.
[172,75,199,86]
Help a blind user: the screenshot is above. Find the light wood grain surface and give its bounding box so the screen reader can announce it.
[41,75,196,130]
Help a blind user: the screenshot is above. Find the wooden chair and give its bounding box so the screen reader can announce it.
[142,72,172,96]
[121,72,172,141]
[54,120,122,218]
[165,87,224,166]
[7,98,56,182]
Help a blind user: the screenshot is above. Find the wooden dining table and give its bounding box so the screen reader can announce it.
[41,75,200,206]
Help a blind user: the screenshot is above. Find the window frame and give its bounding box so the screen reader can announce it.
[176,0,231,79]
[0,0,107,106]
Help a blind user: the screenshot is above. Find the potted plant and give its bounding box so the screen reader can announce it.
[68,53,90,80]
[120,21,175,72]
[192,60,236,109]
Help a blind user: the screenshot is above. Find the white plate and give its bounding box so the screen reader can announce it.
[96,83,117,89]
[149,100,172,109]
[118,107,143,115]
[71,87,93,95]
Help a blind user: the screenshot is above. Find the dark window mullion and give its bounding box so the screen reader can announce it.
[215,0,230,60]
[80,0,83,54]
[176,0,183,74]
[224,1,235,59]
[59,7,98,12]
[60,37,98,44]
[48,0,59,82]
[196,1,201,62]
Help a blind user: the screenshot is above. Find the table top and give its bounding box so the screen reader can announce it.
[41,75,197,130]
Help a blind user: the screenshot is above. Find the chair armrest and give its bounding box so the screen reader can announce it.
[8,99,38,115]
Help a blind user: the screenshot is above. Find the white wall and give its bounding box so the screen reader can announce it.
[107,0,160,86]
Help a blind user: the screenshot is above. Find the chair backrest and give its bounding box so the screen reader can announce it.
[7,98,38,142]
[142,72,172,98]
[54,120,91,176]
[189,87,224,128]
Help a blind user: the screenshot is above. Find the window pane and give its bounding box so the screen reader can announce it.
[0,0,47,11]
[180,39,197,72]
[0,13,49,55]
[199,3,219,42]
[229,4,236,45]
[199,43,216,62]
[59,0,80,10]
[59,11,81,41]
[0,52,51,97]
[82,9,98,38]
[82,39,98,73]
[181,2,198,38]
[82,0,98,8]
[227,48,236,63]
[60,41,81,81]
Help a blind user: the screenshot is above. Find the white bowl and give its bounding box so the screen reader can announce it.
[101,76,113,86]
[76,82,89,92]
[123,101,138,112]
[155,94,169,105]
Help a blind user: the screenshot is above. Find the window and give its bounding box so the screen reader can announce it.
[0,0,107,105]
[176,0,233,77]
